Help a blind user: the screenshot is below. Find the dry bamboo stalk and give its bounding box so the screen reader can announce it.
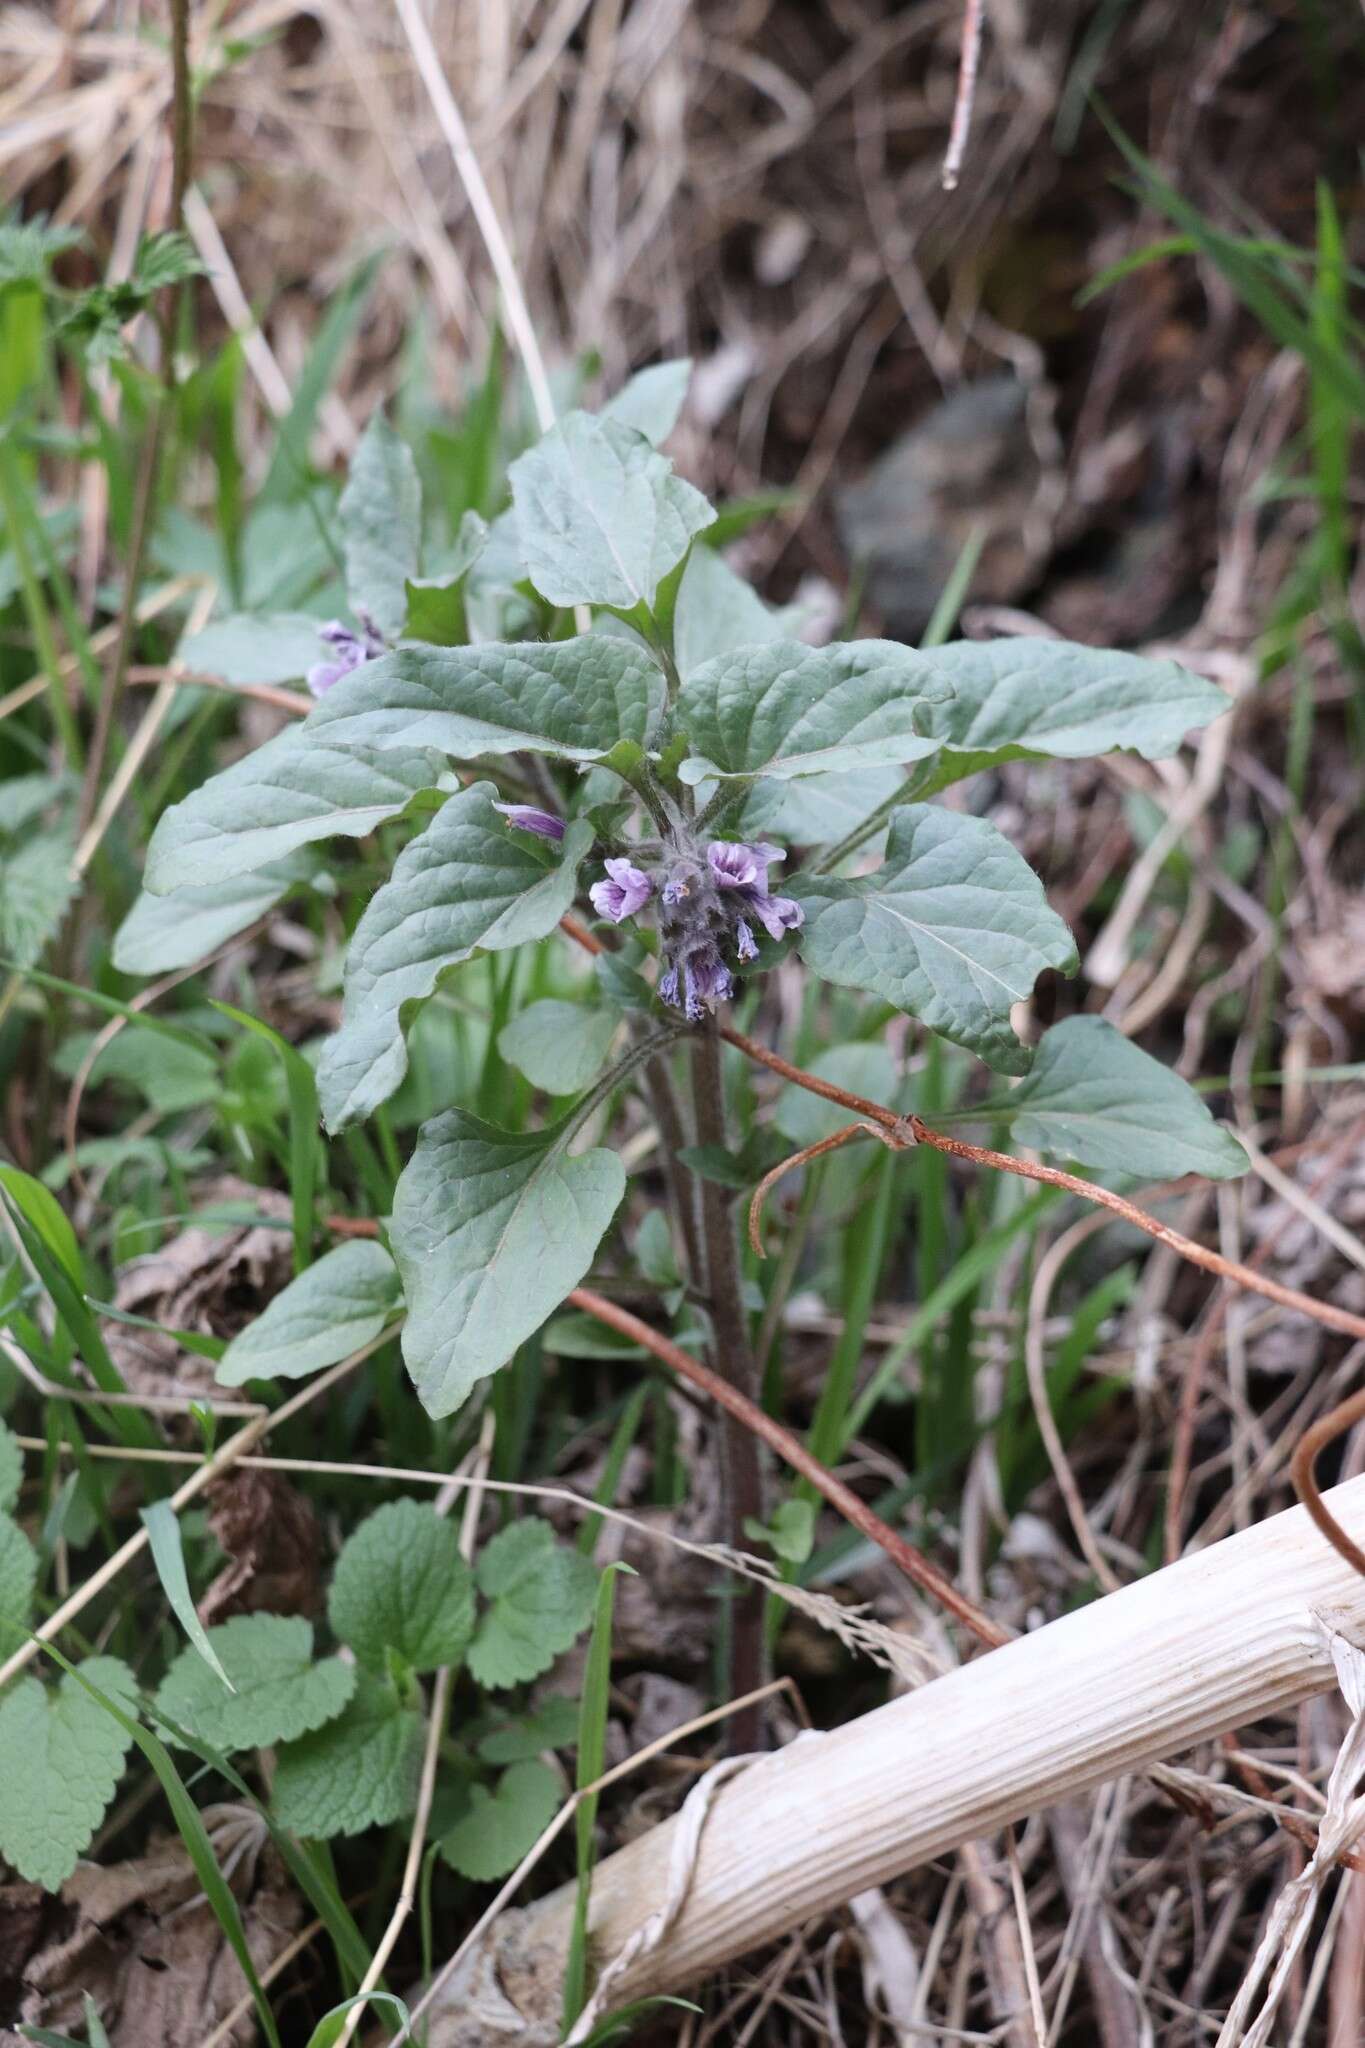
[426,1474,1365,2042]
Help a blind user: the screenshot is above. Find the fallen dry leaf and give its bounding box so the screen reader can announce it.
[200,1466,322,1624]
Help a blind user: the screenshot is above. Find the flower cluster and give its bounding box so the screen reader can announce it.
[306,611,387,699]
[590,838,803,1020]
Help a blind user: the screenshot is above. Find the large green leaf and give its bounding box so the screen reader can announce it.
[439,1758,561,1880]
[155,1615,355,1752]
[303,636,666,765]
[0,828,77,968]
[467,1519,599,1689]
[497,999,618,1095]
[600,358,691,445]
[114,855,317,974]
[791,805,1078,1074]
[272,1671,424,1839]
[919,638,1231,794]
[508,410,713,611]
[144,725,442,892]
[329,1500,475,1674]
[178,612,327,687]
[217,1239,402,1385]
[673,544,784,679]
[340,413,422,639]
[969,1015,1248,1179]
[0,1658,138,1889]
[316,786,594,1130]
[675,640,951,785]
[391,1108,626,1418]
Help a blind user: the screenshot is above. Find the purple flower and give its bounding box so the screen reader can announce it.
[306,615,386,698]
[589,857,654,925]
[736,918,758,963]
[751,894,804,941]
[494,802,566,842]
[707,841,784,893]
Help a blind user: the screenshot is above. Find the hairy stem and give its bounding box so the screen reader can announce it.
[691,1016,767,1742]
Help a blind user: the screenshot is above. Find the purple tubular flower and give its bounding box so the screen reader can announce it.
[306,616,386,699]
[589,857,654,925]
[751,894,804,941]
[735,918,758,963]
[493,802,566,842]
[706,840,784,893]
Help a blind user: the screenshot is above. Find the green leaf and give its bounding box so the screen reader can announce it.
[468,1520,599,1689]
[317,787,595,1130]
[217,1240,401,1385]
[272,1670,424,1838]
[509,410,714,611]
[0,1510,37,1653]
[341,413,422,639]
[674,641,951,784]
[919,638,1231,795]
[403,510,487,645]
[155,1614,355,1751]
[600,358,691,445]
[497,999,618,1095]
[0,1417,23,1514]
[144,726,442,893]
[968,1016,1249,1179]
[439,1758,561,1881]
[141,1499,234,1689]
[303,636,666,766]
[791,805,1078,1074]
[476,1694,581,1764]
[673,544,784,679]
[329,1499,475,1674]
[178,611,327,686]
[303,1993,412,2048]
[744,1498,815,1564]
[0,1658,137,1889]
[114,856,316,974]
[0,829,77,968]
[773,1044,900,1147]
[393,1109,626,1418]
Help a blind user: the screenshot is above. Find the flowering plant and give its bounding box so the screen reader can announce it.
[123,362,1244,1700]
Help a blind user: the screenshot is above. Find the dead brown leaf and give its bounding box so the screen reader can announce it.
[200,1466,323,1625]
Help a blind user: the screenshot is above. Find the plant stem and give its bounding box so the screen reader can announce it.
[691,1016,767,1743]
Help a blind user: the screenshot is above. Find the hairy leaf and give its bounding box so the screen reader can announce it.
[673,544,784,679]
[675,641,951,784]
[439,1759,561,1881]
[601,358,691,445]
[0,1658,138,1889]
[468,1519,599,1689]
[497,999,618,1095]
[114,855,317,974]
[178,612,329,687]
[392,1110,626,1418]
[317,786,594,1130]
[0,1510,37,1653]
[329,1499,475,1674]
[272,1671,424,1838]
[971,1016,1248,1179]
[341,413,422,639]
[144,725,442,892]
[509,410,713,611]
[217,1239,401,1386]
[303,636,666,765]
[920,638,1231,794]
[155,1615,355,1751]
[791,806,1078,1074]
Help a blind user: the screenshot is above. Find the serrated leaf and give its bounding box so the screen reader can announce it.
[971,1015,1249,1180]
[392,1110,626,1419]
[0,1510,37,1653]
[468,1520,599,1689]
[477,1694,581,1764]
[303,636,666,766]
[509,410,713,611]
[0,829,77,968]
[673,544,784,679]
[439,1758,561,1881]
[132,229,202,291]
[144,725,442,893]
[0,1658,137,1889]
[920,638,1232,794]
[329,1499,475,1674]
[114,855,316,974]
[341,414,422,639]
[155,1614,355,1751]
[600,358,691,445]
[0,771,64,837]
[0,1419,22,1515]
[317,788,594,1130]
[272,1670,424,1838]
[179,612,331,686]
[675,641,951,785]
[497,1000,618,1095]
[217,1240,401,1386]
[791,805,1078,1074]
